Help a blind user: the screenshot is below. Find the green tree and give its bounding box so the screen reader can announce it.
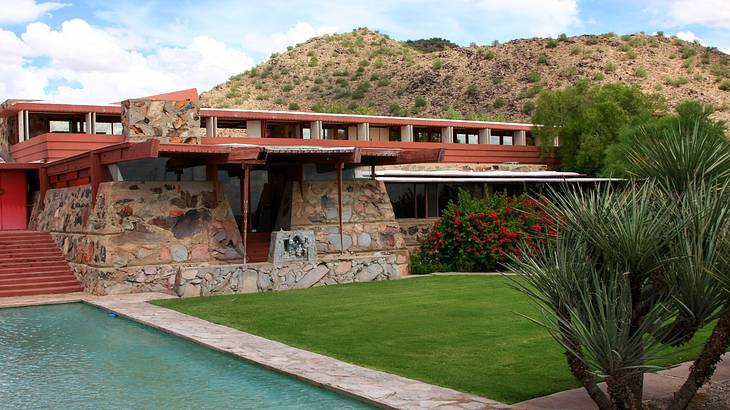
[604,101,728,176]
[532,81,664,175]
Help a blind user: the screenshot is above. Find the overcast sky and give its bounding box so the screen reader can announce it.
[1,0,728,103]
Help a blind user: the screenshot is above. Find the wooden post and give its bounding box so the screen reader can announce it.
[370,164,375,180]
[38,167,48,210]
[241,164,250,263]
[206,161,219,202]
[336,162,344,253]
[89,151,103,207]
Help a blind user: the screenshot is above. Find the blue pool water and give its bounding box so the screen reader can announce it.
[0,303,372,409]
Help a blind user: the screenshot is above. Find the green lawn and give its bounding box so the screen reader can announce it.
[153,276,712,404]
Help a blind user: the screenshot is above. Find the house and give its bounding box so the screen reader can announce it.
[0,89,592,297]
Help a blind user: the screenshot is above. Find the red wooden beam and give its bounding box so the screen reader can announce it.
[227,147,262,162]
[38,167,48,210]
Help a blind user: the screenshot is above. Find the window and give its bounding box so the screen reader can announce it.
[389,128,401,142]
[323,125,347,140]
[113,158,207,182]
[502,135,513,145]
[455,132,478,144]
[385,183,460,219]
[490,134,501,145]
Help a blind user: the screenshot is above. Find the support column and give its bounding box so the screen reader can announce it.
[400,124,413,142]
[85,112,93,134]
[478,128,491,144]
[24,110,29,141]
[441,126,454,143]
[241,164,251,263]
[514,130,527,145]
[246,120,262,138]
[206,161,219,202]
[38,167,48,210]
[336,162,344,253]
[310,121,323,140]
[205,116,218,137]
[357,123,369,141]
[91,112,97,135]
[17,110,25,142]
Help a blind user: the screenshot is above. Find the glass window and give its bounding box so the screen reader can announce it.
[503,135,513,145]
[114,158,206,182]
[490,134,501,145]
[455,133,467,144]
[389,128,401,142]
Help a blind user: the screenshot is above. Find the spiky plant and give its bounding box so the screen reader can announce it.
[509,121,730,410]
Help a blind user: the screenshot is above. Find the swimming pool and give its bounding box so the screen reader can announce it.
[0,303,372,409]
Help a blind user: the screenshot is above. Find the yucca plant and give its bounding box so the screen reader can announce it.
[509,121,730,410]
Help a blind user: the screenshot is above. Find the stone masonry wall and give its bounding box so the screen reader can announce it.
[29,180,406,296]
[398,218,438,247]
[121,99,202,143]
[0,115,16,162]
[279,179,407,255]
[68,253,402,296]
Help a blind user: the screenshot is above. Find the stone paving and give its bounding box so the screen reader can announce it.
[1,292,509,410]
[514,354,730,410]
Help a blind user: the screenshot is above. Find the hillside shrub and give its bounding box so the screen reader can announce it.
[432,59,444,70]
[546,38,558,48]
[720,80,730,91]
[414,191,551,272]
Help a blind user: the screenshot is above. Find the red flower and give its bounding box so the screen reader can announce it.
[453,217,462,226]
[531,224,542,232]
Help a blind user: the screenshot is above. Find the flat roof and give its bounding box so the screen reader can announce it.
[0,100,533,131]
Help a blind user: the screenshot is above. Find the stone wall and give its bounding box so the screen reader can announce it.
[0,115,16,162]
[29,179,408,296]
[398,218,438,247]
[278,179,407,255]
[68,253,405,296]
[121,99,202,143]
[30,181,244,269]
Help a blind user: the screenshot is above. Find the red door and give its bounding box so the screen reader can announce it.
[0,171,27,230]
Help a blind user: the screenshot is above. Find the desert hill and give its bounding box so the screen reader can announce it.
[201,28,730,123]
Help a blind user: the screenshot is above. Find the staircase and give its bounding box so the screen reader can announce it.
[0,231,83,297]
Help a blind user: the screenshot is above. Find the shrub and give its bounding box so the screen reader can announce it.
[480,49,495,60]
[522,100,536,114]
[592,72,606,81]
[288,102,300,110]
[527,70,541,83]
[680,46,697,59]
[558,33,569,42]
[282,84,294,92]
[720,80,730,91]
[466,83,478,96]
[414,96,427,107]
[633,67,648,78]
[538,54,550,64]
[432,59,444,70]
[546,38,558,48]
[415,191,551,272]
[666,76,689,87]
[308,56,318,67]
[493,97,505,108]
[605,62,617,72]
[377,78,391,87]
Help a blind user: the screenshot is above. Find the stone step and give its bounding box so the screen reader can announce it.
[0,284,84,297]
[0,274,77,286]
[0,278,82,291]
[0,269,75,279]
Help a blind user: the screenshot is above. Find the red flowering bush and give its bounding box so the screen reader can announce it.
[413,190,553,272]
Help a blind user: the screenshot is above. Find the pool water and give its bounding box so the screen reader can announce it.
[0,303,372,409]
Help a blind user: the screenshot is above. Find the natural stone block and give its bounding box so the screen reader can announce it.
[121,99,202,143]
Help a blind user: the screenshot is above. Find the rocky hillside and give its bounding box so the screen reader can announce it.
[201,28,730,123]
